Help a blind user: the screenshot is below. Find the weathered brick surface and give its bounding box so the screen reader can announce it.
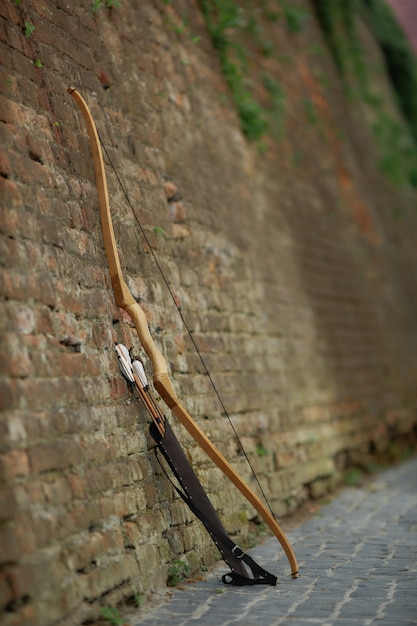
[1,1,417,624]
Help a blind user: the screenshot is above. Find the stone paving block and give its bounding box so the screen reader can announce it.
[135,457,417,625]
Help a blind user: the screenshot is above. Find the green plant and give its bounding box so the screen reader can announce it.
[309,0,363,89]
[366,462,382,474]
[344,467,365,487]
[34,58,42,68]
[258,37,274,57]
[364,0,417,144]
[200,0,244,52]
[100,606,125,626]
[281,2,309,33]
[92,0,121,14]
[263,73,286,138]
[153,225,166,237]
[133,593,144,608]
[24,22,35,38]
[166,15,186,35]
[303,97,319,126]
[167,559,191,586]
[292,150,304,166]
[256,444,268,457]
[199,0,267,141]
[372,112,417,187]
[311,0,417,189]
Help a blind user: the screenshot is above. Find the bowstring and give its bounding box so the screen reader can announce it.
[99,134,277,521]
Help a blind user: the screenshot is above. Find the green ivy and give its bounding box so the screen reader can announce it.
[92,0,121,14]
[99,606,124,626]
[364,0,417,144]
[311,0,417,188]
[167,559,191,586]
[24,21,35,38]
[199,0,281,141]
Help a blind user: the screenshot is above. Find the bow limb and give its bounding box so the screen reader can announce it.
[155,373,298,578]
[67,87,167,376]
[68,86,298,579]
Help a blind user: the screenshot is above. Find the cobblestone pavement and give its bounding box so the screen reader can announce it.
[134,457,417,625]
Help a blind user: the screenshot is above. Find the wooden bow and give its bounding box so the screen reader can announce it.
[67,86,298,579]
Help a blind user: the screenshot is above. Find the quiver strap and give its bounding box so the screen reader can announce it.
[150,419,277,586]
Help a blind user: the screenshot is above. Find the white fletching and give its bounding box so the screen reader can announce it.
[132,360,148,389]
[115,343,134,383]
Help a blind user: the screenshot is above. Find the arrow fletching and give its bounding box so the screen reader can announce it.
[132,359,149,389]
[115,343,134,382]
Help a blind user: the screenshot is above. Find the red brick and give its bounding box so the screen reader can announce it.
[67,474,87,499]
[42,476,73,506]
[28,440,83,474]
[84,466,111,495]
[0,571,13,611]
[15,377,74,411]
[0,149,11,177]
[0,487,18,522]
[23,480,46,507]
[27,514,56,550]
[8,149,51,186]
[5,563,34,606]
[98,495,117,519]
[62,500,101,537]
[34,306,54,334]
[0,527,22,563]
[0,335,31,378]
[0,604,37,626]
[0,270,27,302]
[0,1,22,25]
[10,49,39,84]
[0,178,23,210]
[0,449,29,481]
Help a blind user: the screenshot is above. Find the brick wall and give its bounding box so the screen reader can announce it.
[1,1,416,624]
